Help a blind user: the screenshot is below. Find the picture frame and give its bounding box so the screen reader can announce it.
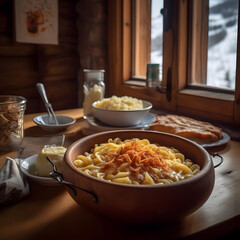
[14,0,58,45]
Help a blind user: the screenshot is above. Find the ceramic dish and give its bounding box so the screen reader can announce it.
[62,130,215,224]
[84,112,156,130]
[82,113,156,135]
[201,131,230,148]
[92,99,152,127]
[33,114,76,131]
[20,154,60,186]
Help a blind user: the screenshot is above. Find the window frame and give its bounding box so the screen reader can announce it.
[107,0,240,126]
[132,0,151,77]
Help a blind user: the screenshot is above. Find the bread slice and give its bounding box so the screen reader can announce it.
[149,114,222,143]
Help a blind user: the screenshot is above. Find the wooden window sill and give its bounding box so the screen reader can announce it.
[125,80,146,87]
[179,89,234,101]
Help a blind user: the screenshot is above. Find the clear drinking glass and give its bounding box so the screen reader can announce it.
[0,95,27,152]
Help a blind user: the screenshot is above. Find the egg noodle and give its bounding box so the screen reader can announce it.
[74,138,200,185]
[95,96,143,110]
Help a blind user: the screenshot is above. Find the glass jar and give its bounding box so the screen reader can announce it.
[83,69,105,116]
[0,95,27,152]
[146,63,160,88]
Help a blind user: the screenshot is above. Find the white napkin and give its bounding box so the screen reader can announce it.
[0,157,29,205]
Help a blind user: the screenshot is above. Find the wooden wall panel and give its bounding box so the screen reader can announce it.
[1,86,41,113]
[41,80,78,111]
[59,18,78,39]
[40,57,79,79]
[0,44,37,56]
[0,57,39,90]
[0,0,79,113]
[37,45,77,57]
[0,3,11,34]
[0,0,108,114]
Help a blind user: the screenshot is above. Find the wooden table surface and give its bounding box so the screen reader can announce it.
[0,109,240,240]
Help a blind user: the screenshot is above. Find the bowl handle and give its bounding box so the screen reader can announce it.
[211,153,224,168]
[46,156,98,203]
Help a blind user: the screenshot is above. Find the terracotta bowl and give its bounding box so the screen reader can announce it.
[63,130,215,224]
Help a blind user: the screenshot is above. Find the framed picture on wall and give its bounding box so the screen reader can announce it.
[14,0,58,45]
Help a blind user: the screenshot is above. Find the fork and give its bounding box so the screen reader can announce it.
[36,83,59,125]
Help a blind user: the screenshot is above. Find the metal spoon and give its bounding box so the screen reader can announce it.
[36,83,59,125]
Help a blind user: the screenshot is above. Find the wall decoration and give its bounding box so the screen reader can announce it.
[14,0,58,45]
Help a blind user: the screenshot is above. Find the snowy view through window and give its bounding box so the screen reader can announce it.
[151,0,163,79]
[151,0,239,89]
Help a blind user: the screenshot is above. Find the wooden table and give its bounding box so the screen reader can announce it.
[0,109,240,240]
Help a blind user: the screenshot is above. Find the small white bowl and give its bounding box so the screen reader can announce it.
[33,114,76,131]
[92,100,152,127]
[20,155,60,186]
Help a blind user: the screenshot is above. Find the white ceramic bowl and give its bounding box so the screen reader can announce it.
[33,114,76,131]
[92,100,152,127]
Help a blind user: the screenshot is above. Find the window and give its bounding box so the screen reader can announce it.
[131,0,164,79]
[131,0,151,78]
[108,0,240,125]
[151,0,163,77]
[189,0,239,90]
[206,0,238,89]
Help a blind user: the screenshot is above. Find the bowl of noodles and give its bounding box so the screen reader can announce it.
[62,130,215,224]
[92,96,152,127]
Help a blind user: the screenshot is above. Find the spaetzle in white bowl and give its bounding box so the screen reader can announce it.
[92,96,152,127]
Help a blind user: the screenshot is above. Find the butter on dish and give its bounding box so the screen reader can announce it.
[35,146,67,177]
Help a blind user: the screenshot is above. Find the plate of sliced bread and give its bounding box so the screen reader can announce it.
[149,114,230,148]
